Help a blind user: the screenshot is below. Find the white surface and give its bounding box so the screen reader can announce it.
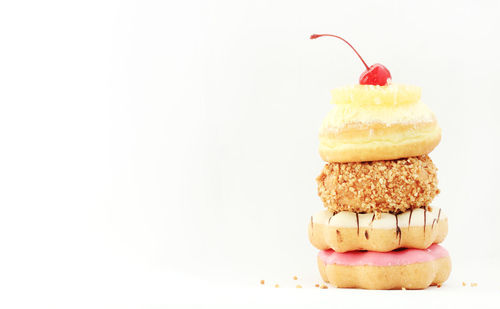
[0,0,499,307]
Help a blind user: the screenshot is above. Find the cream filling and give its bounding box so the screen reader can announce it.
[319,125,441,149]
[320,101,436,129]
[312,208,445,229]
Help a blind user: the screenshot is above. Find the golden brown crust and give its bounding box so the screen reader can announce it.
[319,121,441,163]
[316,155,439,213]
[317,256,451,290]
[308,218,448,252]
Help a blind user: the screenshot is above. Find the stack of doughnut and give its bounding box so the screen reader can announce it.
[308,84,451,290]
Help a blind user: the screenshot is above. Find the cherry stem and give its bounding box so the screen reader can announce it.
[310,34,369,70]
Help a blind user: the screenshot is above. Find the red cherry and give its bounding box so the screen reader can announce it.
[359,63,391,86]
[310,34,391,86]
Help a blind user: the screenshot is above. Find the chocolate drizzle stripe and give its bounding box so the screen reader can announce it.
[364,230,369,240]
[370,213,376,225]
[328,214,334,225]
[355,213,360,236]
[395,214,401,245]
[408,209,413,230]
[437,208,441,223]
[423,208,427,235]
[431,218,436,230]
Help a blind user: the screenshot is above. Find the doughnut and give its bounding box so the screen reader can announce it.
[308,207,447,252]
[317,244,451,289]
[317,155,439,214]
[318,84,441,163]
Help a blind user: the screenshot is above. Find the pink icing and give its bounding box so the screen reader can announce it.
[318,244,449,266]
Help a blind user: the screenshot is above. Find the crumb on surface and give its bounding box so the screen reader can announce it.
[471,283,477,287]
[317,155,439,213]
[462,282,466,286]
[296,285,302,288]
[315,284,320,288]
[320,285,328,289]
[260,280,264,285]
[293,276,298,280]
[274,284,279,288]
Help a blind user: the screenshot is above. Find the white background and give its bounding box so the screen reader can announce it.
[0,0,499,307]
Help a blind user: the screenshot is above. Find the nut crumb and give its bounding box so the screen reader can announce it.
[296,285,302,288]
[462,282,466,286]
[274,284,279,288]
[293,276,298,280]
[317,155,439,213]
[260,280,264,285]
[320,285,328,289]
[315,284,320,288]
[471,283,477,287]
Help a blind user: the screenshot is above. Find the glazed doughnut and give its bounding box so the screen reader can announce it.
[319,84,441,163]
[308,208,447,252]
[317,244,451,289]
[317,155,439,214]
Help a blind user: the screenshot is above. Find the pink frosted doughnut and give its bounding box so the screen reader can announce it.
[317,244,451,289]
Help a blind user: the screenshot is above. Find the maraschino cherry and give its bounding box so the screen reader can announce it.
[310,34,391,86]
